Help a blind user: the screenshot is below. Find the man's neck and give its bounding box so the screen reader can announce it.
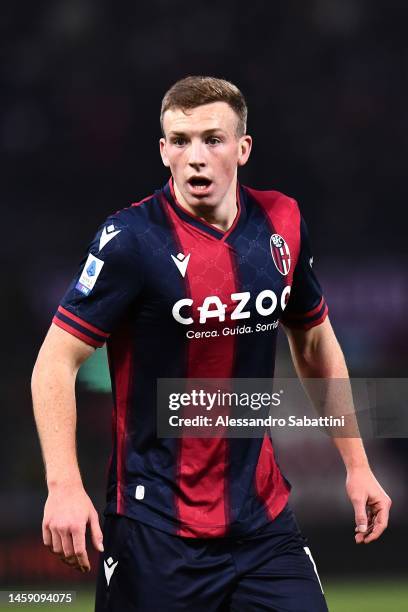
[173,178,238,232]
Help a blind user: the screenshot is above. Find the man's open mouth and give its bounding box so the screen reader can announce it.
[187,177,212,191]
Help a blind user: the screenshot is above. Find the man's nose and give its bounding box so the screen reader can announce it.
[187,141,206,169]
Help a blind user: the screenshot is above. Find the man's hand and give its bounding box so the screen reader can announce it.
[42,483,104,572]
[346,466,392,544]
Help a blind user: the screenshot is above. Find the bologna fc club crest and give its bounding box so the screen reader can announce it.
[270,234,291,275]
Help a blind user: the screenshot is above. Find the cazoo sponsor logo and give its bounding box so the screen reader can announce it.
[172,287,291,326]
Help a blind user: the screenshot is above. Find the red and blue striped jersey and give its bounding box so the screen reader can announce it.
[53,180,328,538]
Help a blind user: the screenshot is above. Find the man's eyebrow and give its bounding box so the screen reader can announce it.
[201,128,226,136]
[168,128,227,137]
[167,131,188,137]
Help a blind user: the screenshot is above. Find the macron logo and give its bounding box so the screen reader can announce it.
[104,557,118,586]
[171,252,191,277]
[99,224,121,252]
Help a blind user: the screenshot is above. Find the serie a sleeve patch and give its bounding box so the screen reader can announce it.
[75,253,105,296]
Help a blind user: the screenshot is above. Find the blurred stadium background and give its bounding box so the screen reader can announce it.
[1,0,407,610]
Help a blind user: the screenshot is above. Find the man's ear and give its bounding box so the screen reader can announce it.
[237,135,252,167]
[160,138,170,168]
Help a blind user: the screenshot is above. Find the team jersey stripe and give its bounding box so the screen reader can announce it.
[244,187,301,289]
[57,306,109,337]
[282,297,324,320]
[54,309,108,344]
[282,298,328,329]
[255,434,291,521]
[164,200,237,537]
[302,302,329,330]
[131,193,155,208]
[239,188,294,522]
[108,321,134,515]
[52,316,103,348]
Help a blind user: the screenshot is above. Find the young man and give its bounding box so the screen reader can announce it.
[32,76,391,611]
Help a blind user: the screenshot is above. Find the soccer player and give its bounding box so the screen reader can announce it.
[32,76,391,611]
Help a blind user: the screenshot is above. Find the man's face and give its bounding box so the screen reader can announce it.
[160,102,252,209]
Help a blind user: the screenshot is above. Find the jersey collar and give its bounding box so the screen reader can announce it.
[162,178,247,242]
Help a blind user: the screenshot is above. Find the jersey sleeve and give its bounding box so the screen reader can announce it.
[52,214,143,347]
[281,216,328,330]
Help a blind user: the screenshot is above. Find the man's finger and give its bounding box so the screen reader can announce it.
[50,529,63,555]
[72,528,90,572]
[355,520,374,534]
[355,523,374,544]
[60,530,75,559]
[89,511,104,552]
[43,522,82,570]
[42,523,52,548]
[363,507,389,543]
[363,523,386,543]
[353,499,368,533]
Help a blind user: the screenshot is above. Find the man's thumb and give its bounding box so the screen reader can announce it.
[90,511,104,552]
[354,501,368,532]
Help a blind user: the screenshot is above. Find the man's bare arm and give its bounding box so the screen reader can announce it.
[31,324,104,572]
[283,317,392,544]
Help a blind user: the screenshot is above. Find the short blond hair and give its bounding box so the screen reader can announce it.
[160,75,248,136]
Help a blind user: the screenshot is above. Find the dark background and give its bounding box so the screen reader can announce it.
[1,0,407,591]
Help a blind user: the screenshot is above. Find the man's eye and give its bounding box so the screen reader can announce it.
[173,138,187,146]
[206,137,221,145]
